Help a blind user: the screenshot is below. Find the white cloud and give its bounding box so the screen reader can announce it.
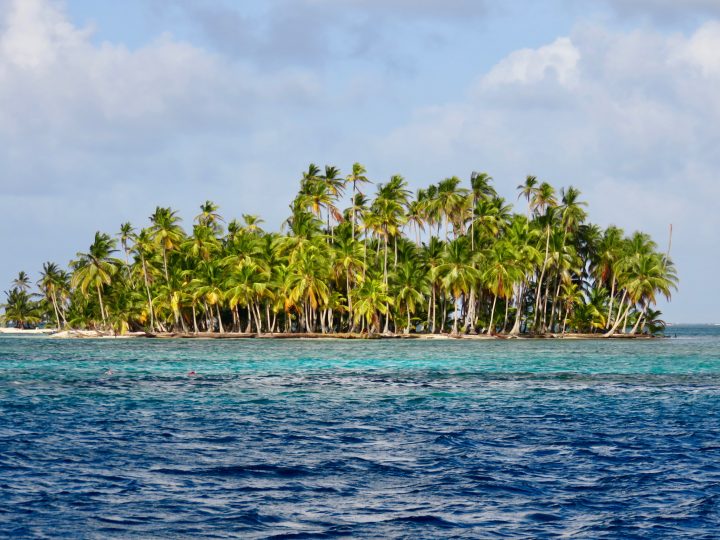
[671,20,720,76]
[0,0,319,147]
[482,37,580,87]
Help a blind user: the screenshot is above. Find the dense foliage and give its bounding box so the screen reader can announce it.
[1,165,677,336]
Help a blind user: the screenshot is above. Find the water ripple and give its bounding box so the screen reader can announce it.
[2,330,720,537]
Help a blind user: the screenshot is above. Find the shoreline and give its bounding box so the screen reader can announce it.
[0,328,659,340]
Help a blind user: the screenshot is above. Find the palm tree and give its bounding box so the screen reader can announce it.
[284,242,330,332]
[332,235,364,330]
[346,162,371,240]
[38,262,67,329]
[517,175,538,217]
[352,277,392,334]
[470,172,495,249]
[149,207,185,286]
[118,222,135,265]
[368,175,410,285]
[12,271,31,292]
[483,240,522,335]
[594,225,624,328]
[192,260,226,333]
[1,288,41,329]
[71,232,121,327]
[318,165,345,239]
[242,214,265,234]
[439,237,479,335]
[392,259,429,334]
[436,177,469,241]
[133,229,158,331]
[196,200,224,232]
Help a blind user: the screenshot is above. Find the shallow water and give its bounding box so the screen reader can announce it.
[2,327,720,538]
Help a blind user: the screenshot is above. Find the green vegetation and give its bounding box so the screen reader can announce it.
[1,165,677,336]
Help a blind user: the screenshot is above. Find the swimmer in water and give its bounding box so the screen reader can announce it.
[105,369,113,376]
[188,370,197,376]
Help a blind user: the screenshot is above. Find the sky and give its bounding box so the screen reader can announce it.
[1,0,718,323]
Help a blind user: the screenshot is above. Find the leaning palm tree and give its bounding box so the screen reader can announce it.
[38,262,67,329]
[133,229,158,331]
[71,232,121,328]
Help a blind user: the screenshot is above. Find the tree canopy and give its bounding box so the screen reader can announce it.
[1,165,677,337]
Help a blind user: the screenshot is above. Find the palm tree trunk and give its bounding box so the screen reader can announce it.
[606,275,616,328]
[427,286,434,333]
[630,302,647,335]
[96,282,107,327]
[192,305,199,334]
[204,301,212,330]
[254,303,263,333]
[549,277,562,332]
[179,311,189,334]
[621,302,631,334]
[50,290,62,329]
[503,297,510,333]
[533,227,551,330]
[383,233,388,284]
[440,295,447,333]
[464,288,476,334]
[540,272,555,332]
[452,295,461,335]
[245,306,253,333]
[162,247,170,285]
[363,234,368,279]
[470,197,475,251]
[351,182,357,241]
[510,281,524,336]
[216,304,224,333]
[604,292,629,337]
[141,257,155,331]
[346,271,355,331]
[487,293,498,335]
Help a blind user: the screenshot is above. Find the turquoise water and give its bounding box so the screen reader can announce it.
[2,326,720,537]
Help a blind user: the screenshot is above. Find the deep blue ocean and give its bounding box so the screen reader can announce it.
[2,326,720,538]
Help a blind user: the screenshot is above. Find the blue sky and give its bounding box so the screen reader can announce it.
[1,0,719,322]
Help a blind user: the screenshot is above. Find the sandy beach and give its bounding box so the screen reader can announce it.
[13,329,656,340]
